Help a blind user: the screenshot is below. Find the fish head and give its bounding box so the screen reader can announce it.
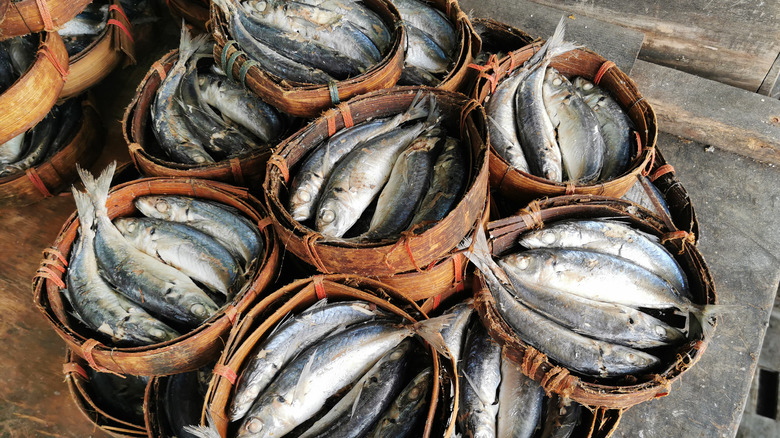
[315,196,354,238]
[173,287,220,323]
[135,196,191,221]
[288,178,321,222]
[238,403,293,438]
[113,217,147,239]
[125,313,180,344]
[615,348,660,372]
[518,227,565,248]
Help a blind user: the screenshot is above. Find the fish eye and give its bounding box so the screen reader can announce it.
[150,329,166,340]
[246,418,263,433]
[191,304,207,317]
[541,230,557,244]
[582,82,593,91]
[655,326,667,336]
[553,77,563,86]
[390,350,404,359]
[298,191,311,202]
[320,209,335,224]
[626,352,637,362]
[194,156,207,164]
[409,387,421,399]
[155,200,169,213]
[516,256,531,270]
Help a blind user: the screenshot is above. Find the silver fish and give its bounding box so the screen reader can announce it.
[506,248,693,311]
[497,353,544,438]
[542,67,605,183]
[0,132,25,164]
[0,111,56,177]
[113,217,240,296]
[540,396,580,438]
[237,320,426,438]
[134,195,263,267]
[367,366,433,438]
[518,219,689,295]
[438,300,474,363]
[298,339,415,438]
[67,189,180,346]
[499,257,685,348]
[404,25,450,75]
[573,77,633,181]
[316,104,438,238]
[289,92,429,222]
[78,163,219,327]
[409,136,466,229]
[229,300,384,421]
[363,133,440,240]
[459,320,501,438]
[393,0,456,56]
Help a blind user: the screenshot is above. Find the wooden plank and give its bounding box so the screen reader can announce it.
[632,60,780,165]
[757,52,780,98]
[524,0,780,91]
[459,0,645,74]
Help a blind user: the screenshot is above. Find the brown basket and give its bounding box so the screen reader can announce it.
[0,31,68,144]
[475,194,716,409]
[471,44,657,204]
[209,0,405,117]
[405,0,481,93]
[144,367,212,438]
[64,349,149,437]
[264,87,488,300]
[642,147,700,239]
[0,0,92,40]
[202,274,458,437]
[60,0,136,99]
[33,177,282,376]
[167,0,209,33]
[122,49,288,188]
[0,96,103,207]
[471,18,537,56]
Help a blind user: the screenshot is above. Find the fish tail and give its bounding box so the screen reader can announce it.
[688,303,740,340]
[77,162,116,217]
[528,17,580,67]
[71,187,95,233]
[178,24,210,62]
[183,410,221,438]
[412,313,458,359]
[399,90,432,124]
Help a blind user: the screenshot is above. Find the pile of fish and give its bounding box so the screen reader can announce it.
[194,300,444,438]
[65,163,264,346]
[485,19,635,184]
[0,34,36,94]
[0,98,83,178]
[288,92,467,240]
[464,218,701,378]
[151,28,287,165]
[391,0,457,86]
[59,1,110,56]
[440,302,583,438]
[212,0,391,84]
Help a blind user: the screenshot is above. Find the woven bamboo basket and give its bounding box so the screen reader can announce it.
[471,43,657,204]
[60,0,136,99]
[33,178,282,376]
[144,366,212,438]
[641,147,700,239]
[64,349,149,437]
[0,96,103,207]
[123,48,292,188]
[264,87,489,301]
[474,194,716,409]
[0,0,92,40]
[401,0,481,93]
[201,274,458,437]
[167,0,209,33]
[209,0,405,117]
[0,31,68,144]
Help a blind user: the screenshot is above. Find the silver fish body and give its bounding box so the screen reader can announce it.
[363,134,439,240]
[299,339,415,438]
[499,256,685,348]
[393,0,456,56]
[229,300,384,421]
[410,136,466,229]
[486,76,530,173]
[497,354,544,438]
[518,219,689,295]
[316,119,437,238]
[515,62,562,181]
[113,217,240,296]
[67,189,180,346]
[506,248,693,311]
[79,164,219,327]
[542,67,604,183]
[404,25,451,75]
[0,132,25,164]
[573,77,633,181]
[289,93,429,222]
[367,367,433,438]
[0,111,56,177]
[134,195,263,267]
[438,300,474,363]
[459,320,501,438]
[237,320,416,438]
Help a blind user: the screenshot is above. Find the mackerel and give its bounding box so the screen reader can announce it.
[438,300,474,363]
[367,367,433,438]
[409,136,466,229]
[229,300,384,421]
[79,164,219,327]
[393,0,456,56]
[497,353,544,438]
[540,396,580,438]
[459,320,501,438]
[0,110,56,177]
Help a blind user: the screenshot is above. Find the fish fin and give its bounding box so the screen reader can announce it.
[71,187,95,232]
[77,162,116,217]
[399,90,430,124]
[527,17,580,68]
[183,410,221,438]
[293,349,318,402]
[687,303,740,340]
[413,313,457,359]
[177,23,210,63]
[460,369,493,411]
[350,377,364,418]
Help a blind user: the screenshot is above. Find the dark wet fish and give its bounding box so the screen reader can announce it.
[42,98,84,161]
[0,132,26,165]
[5,34,37,76]
[78,164,219,328]
[0,110,56,177]
[404,25,450,75]
[540,396,580,438]
[366,367,433,438]
[459,319,501,438]
[163,368,211,438]
[59,3,109,37]
[409,136,466,230]
[438,300,474,363]
[497,353,544,438]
